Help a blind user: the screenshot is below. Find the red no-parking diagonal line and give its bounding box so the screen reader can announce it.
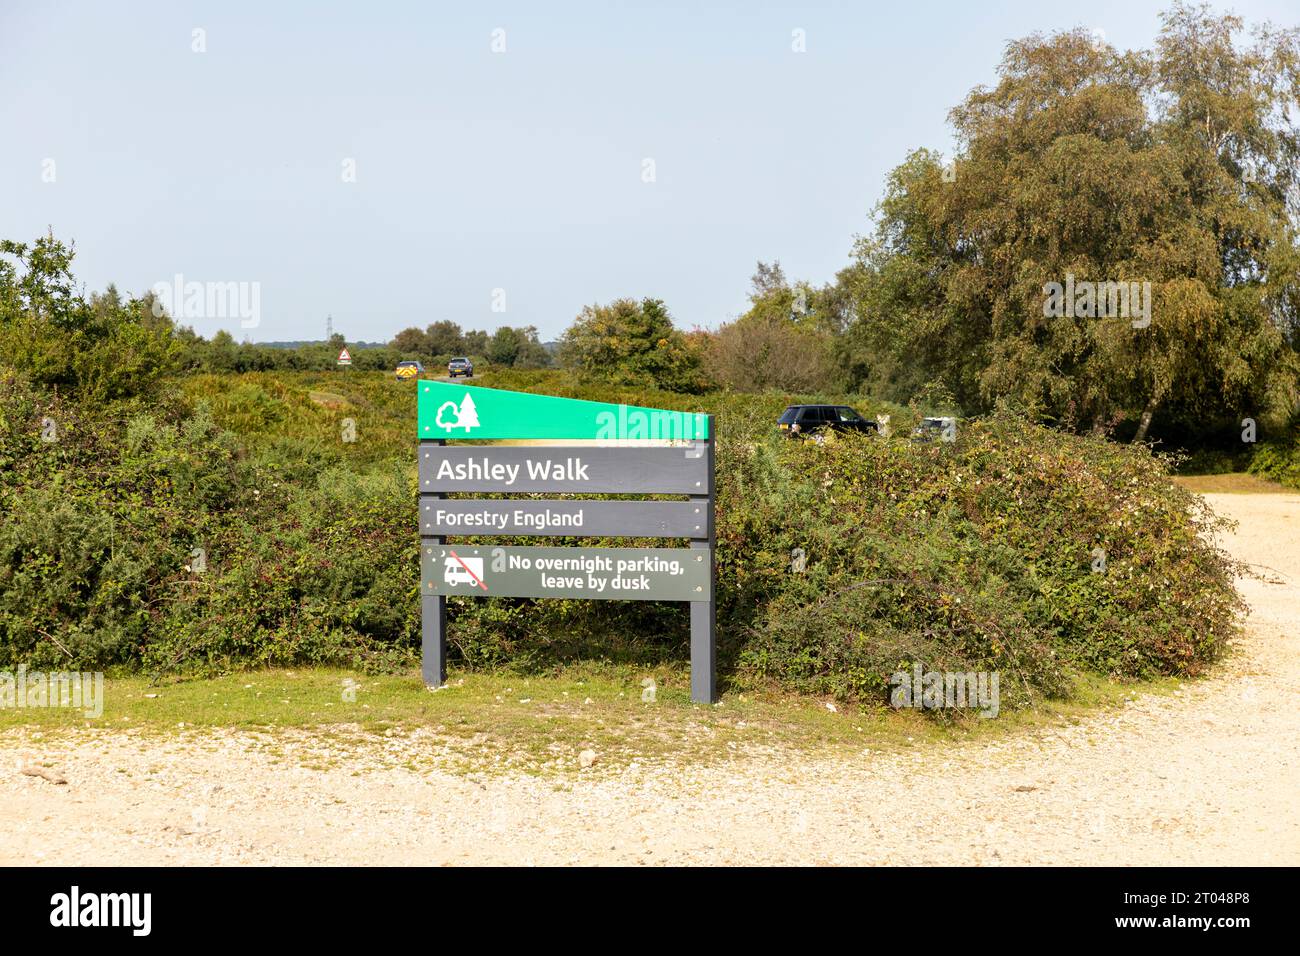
[448,550,488,591]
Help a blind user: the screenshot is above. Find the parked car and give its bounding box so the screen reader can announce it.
[394,360,423,380]
[778,404,878,438]
[448,357,474,378]
[911,416,957,442]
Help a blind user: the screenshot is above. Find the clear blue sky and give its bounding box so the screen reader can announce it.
[2,1,1295,343]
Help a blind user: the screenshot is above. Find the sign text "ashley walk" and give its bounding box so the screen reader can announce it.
[433,456,588,486]
[420,445,710,494]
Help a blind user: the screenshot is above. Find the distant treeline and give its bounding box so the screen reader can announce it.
[168,322,555,374]
[388,320,553,369]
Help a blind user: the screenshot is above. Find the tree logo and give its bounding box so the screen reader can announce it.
[435,393,481,433]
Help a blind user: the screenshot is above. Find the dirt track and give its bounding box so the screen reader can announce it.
[3,492,1298,865]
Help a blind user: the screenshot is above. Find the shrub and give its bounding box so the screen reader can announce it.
[1248,431,1300,488]
[0,238,182,402]
[704,314,838,392]
[0,373,242,667]
[726,417,1242,707]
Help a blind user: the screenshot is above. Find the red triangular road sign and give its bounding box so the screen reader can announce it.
[337,348,352,364]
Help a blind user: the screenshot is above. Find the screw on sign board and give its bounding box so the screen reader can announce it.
[417,380,717,703]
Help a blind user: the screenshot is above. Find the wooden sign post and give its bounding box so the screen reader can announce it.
[417,381,716,703]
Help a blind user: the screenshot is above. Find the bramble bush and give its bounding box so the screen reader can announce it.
[723,417,1242,707]
[1248,429,1300,488]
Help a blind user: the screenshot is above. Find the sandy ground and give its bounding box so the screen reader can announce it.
[3,491,1297,866]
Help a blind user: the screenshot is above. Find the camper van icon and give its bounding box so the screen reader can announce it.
[443,552,487,590]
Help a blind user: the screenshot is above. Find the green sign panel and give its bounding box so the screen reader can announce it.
[417,381,710,441]
[422,545,711,601]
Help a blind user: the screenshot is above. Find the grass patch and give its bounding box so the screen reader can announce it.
[0,664,1181,777]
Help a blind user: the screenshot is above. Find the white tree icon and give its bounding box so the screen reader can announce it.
[456,394,479,432]
[435,394,480,433]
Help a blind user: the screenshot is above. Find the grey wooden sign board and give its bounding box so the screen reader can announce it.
[422,545,711,600]
[418,392,716,704]
[422,499,709,538]
[419,445,710,494]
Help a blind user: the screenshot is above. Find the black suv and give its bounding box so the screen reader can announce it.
[778,404,877,438]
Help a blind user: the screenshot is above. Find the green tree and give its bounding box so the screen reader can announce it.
[0,234,181,402]
[842,4,1300,440]
[425,320,464,356]
[705,262,841,391]
[559,298,702,392]
[487,326,522,366]
[205,330,240,372]
[390,326,429,356]
[487,325,550,368]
